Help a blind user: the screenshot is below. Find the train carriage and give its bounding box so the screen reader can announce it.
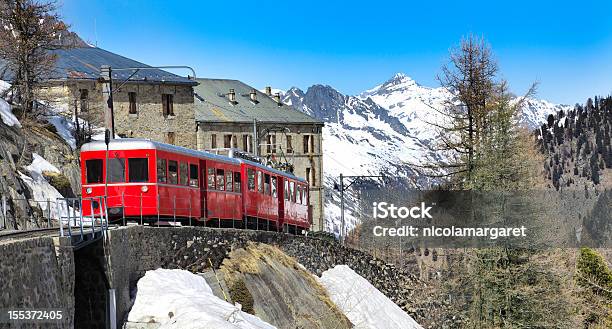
[80,139,310,232]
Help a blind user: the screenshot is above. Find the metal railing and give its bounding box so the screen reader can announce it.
[0,194,109,244]
[0,192,308,236]
[57,196,109,243]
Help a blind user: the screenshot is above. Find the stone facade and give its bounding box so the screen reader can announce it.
[196,122,325,231]
[40,81,197,149]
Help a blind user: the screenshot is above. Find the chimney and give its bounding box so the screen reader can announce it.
[249,89,257,102]
[265,86,272,96]
[273,92,282,106]
[228,88,236,102]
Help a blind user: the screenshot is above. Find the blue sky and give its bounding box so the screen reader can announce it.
[62,0,612,104]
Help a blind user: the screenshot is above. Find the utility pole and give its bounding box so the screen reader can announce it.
[100,65,115,139]
[253,119,258,156]
[335,173,385,244]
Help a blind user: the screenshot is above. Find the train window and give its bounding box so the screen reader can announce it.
[226,171,233,192]
[264,174,270,195]
[216,169,225,191]
[85,159,103,183]
[296,185,302,204]
[207,168,215,189]
[257,171,263,193]
[157,159,167,183]
[271,177,277,197]
[234,172,241,191]
[180,162,189,186]
[128,158,149,182]
[108,158,126,183]
[189,164,198,187]
[303,187,308,205]
[168,160,178,184]
[247,168,255,191]
[289,181,295,202]
[284,180,289,200]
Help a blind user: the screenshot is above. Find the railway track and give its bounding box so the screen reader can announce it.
[0,227,62,240]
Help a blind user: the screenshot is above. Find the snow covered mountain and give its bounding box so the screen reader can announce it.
[281,72,571,235]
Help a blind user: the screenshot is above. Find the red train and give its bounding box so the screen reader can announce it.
[80,139,311,233]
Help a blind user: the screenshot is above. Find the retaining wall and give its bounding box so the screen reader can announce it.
[104,226,422,326]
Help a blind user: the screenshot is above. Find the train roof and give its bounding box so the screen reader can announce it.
[80,139,307,183]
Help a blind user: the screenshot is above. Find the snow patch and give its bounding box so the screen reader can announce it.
[127,268,276,329]
[26,153,60,175]
[0,98,21,127]
[319,265,422,329]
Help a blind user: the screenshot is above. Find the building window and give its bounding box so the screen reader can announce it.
[265,135,277,154]
[166,132,175,145]
[306,168,311,185]
[303,135,312,154]
[310,167,315,186]
[162,94,174,117]
[79,89,88,112]
[128,92,137,114]
[286,136,293,153]
[224,134,232,148]
[211,134,217,149]
[242,135,249,152]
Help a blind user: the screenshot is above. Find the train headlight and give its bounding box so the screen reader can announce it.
[141,186,149,193]
[86,187,92,194]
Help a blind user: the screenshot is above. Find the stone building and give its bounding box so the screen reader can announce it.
[193,79,325,231]
[37,47,198,148]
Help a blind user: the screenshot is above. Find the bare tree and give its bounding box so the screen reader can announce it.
[0,0,70,122]
[426,35,499,185]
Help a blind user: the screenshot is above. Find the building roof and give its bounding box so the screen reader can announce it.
[0,47,197,85]
[194,78,322,124]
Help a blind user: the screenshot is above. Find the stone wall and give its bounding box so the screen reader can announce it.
[196,122,325,231]
[105,226,422,325]
[0,236,74,329]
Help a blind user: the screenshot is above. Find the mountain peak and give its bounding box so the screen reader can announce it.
[386,72,414,85]
[392,72,408,79]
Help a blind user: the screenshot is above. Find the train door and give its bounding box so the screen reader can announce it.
[277,176,285,229]
[199,159,207,220]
